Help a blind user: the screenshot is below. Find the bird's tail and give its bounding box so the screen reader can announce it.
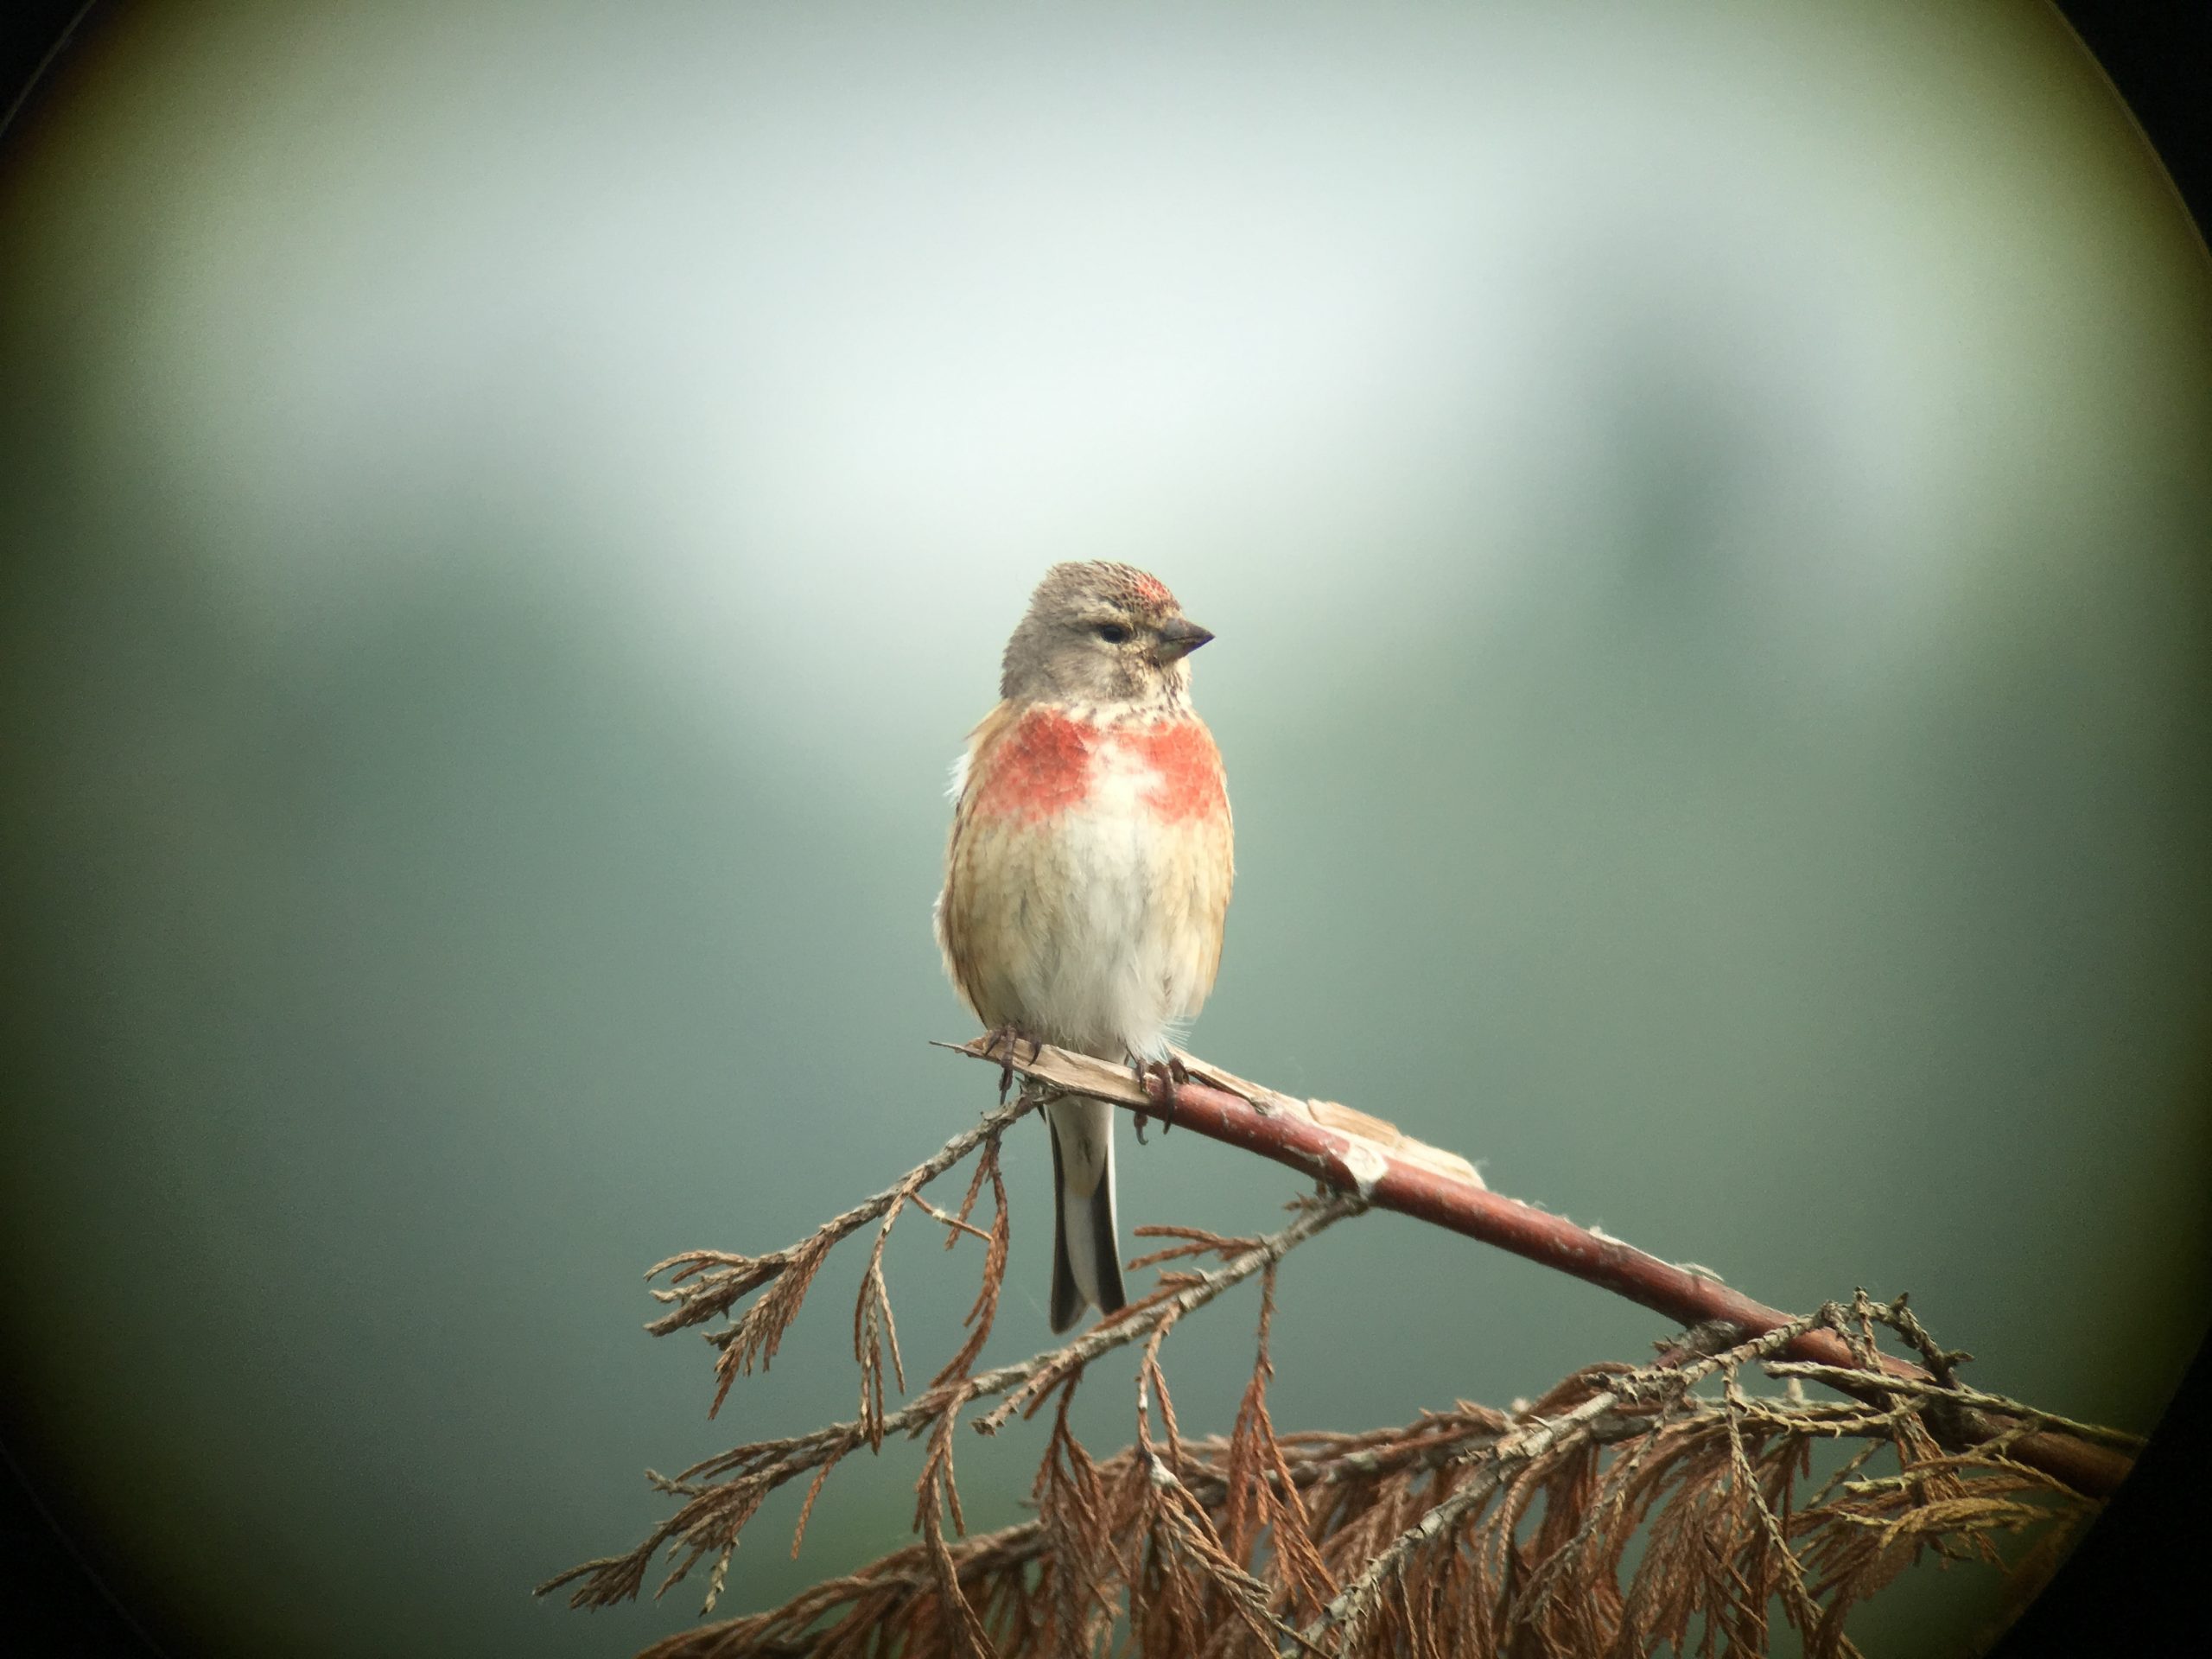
[1046,1093,1124,1333]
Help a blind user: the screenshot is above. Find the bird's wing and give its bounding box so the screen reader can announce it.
[935,699,1020,1022]
[1183,721,1235,1010]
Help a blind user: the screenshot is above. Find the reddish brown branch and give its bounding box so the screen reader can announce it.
[947,1038,2130,1501]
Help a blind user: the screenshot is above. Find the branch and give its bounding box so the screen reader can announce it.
[547,1039,2132,1656]
[944,1037,2131,1501]
[621,1297,2103,1659]
[538,1188,1363,1611]
[644,1088,1039,1343]
[1302,1304,1835,1649]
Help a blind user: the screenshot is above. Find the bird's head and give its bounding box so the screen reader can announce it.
[1000,561,1213,709]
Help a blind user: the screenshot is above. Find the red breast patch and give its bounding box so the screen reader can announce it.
[973,709,1096,821]
[1129,720,1225,823]
[973,709,1224,824]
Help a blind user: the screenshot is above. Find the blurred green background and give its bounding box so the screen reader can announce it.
[3,3,2209,1655]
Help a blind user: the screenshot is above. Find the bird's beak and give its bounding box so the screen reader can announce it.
[1153,617,1215,663]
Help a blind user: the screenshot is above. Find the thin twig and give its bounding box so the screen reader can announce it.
[539,1193,1363,1609]
[1303,1310,1836,1649]
[947,1036,2131,1502]
[644,1088,1039,1340]
[548,1039,2130,1658]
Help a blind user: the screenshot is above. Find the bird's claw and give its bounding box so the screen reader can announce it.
[986,1026,1044,1104]
[1131,1054,1189,1138]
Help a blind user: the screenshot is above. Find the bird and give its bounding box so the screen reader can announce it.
[935,561,1234,1332]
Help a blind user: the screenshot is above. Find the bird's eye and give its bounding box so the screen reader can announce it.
[1094,623,1132,645]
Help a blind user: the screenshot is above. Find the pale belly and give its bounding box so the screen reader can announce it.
[944,796,1216,1062]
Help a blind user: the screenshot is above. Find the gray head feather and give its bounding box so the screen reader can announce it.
[999,561,1212,709]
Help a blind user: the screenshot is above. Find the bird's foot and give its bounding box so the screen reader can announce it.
[983,1026,1045,1103]
[1130,1054,1190,1142]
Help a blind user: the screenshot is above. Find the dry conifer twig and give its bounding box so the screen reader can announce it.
[643,1087,1041,1414]
[540,1133,1362,1617]
[546,1041,2136,1658]
[950,1037,2130,1501]
[588,1292,2107,1659]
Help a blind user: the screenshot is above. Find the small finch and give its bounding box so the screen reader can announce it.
[935,562,1233,1332]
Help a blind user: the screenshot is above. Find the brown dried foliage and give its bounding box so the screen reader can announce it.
[544,1077,2136,1657]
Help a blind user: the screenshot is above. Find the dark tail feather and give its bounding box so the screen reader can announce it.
[1048,1121,1081,1332]
[1047,1112,1125,1333]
